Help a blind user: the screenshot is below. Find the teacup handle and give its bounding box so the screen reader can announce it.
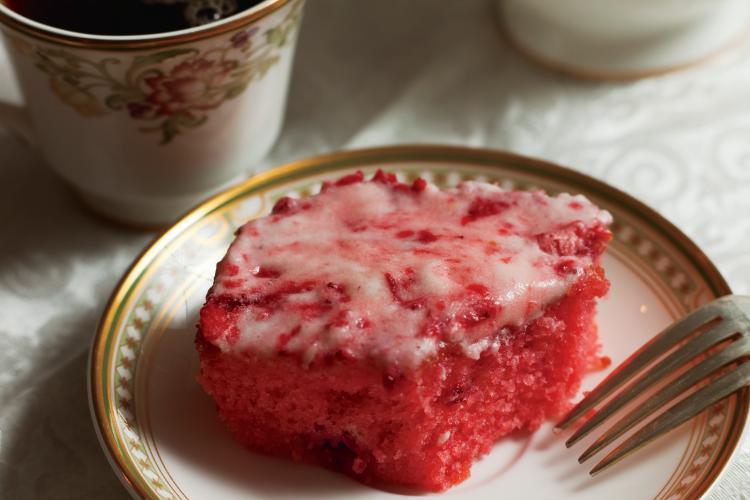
[0,100,35,147]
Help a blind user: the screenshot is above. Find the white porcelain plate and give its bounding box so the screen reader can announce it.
[89,145,748,499]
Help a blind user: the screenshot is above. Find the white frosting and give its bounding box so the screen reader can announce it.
[206,178,611,369]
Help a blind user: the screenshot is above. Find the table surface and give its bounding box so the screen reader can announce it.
[0,1,748,498]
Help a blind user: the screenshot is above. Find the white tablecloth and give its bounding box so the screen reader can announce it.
[0,1,748,498]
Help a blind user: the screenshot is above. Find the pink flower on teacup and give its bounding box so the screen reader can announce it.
[130,58,238,118]
[126,101,159,120]
[230,26,260,49]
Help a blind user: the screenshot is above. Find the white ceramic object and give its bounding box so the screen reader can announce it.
[0,0,304,226]
[499,0,750,79]
[89,146,748,499]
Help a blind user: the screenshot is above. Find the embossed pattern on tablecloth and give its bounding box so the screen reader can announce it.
[0,1,748,498]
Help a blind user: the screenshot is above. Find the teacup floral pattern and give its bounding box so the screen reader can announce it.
[23,0,302,144]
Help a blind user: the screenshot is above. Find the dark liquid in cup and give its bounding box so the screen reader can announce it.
[4,0,264,35]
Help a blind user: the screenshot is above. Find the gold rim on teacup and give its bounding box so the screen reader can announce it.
[0,0,293,50]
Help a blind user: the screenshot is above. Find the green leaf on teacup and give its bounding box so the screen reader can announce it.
[264,28,285,47]
[105,94,131,111]
[131,48,199,72]
[175,113,208,128]
[7,34,35,57]
[49,77,109,118]
[161,120,179,145]
[35,63,52,75]
[225,84,249,99]
[44,48,85,69]
[255,55,281,79]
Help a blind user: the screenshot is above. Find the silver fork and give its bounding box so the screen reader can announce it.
[556,294,750,475]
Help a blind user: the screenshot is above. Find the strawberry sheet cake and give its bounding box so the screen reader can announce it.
[196,170,612,491]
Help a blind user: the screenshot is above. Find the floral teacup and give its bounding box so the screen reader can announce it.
[0,0,305,226]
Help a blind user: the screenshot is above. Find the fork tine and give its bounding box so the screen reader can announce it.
[565,319,742,447]
[578,337,747,463]
[589,359,750,476]
[556,300,727,431]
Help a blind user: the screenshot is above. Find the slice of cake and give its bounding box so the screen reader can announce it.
[196,170,612,491]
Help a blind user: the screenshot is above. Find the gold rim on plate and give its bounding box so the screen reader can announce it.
[88,145,747,499]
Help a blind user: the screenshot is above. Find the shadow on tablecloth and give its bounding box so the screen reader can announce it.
[0,345,129,499]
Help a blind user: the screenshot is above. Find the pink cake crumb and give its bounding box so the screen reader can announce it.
[196,170,612,491]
